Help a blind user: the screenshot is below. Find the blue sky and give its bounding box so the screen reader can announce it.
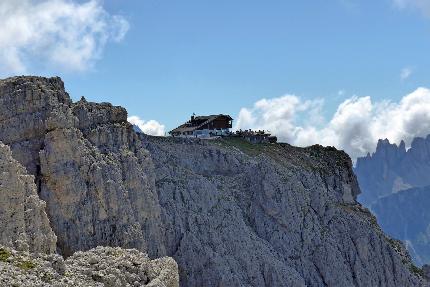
[64,0,429,124]
[1,0,430,159]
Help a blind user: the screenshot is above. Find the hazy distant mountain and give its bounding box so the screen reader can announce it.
[355,135,430,266]
[355,135,430,207]
[372,186,430,266]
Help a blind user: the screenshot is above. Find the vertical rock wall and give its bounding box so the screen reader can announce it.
[0,77,166,258]
[0,142,56,253]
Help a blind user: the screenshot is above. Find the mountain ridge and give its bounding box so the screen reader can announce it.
[0,76,428,286]
[355,135,430,206]
[372,185,430,266]
[355,134,430,268]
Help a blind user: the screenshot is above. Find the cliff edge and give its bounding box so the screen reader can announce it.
[0,76,427,286]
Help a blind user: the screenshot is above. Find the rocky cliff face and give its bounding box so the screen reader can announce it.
[0,76,428,286]
[355,137,430,206]
[0,76,165,258]
[0,77,178,287]
[143,136,426,286]
[0,141,56,254]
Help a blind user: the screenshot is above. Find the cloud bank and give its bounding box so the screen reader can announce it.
[0,0,129,75]
[235,87,430,160]
[128,116,166,137]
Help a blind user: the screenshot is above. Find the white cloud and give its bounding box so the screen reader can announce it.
[400,67,413,80]
[235,87,430,161]
[235,95,325,143]
[0,0,129,75]
[128,116,166,137]
[393,0,430,17]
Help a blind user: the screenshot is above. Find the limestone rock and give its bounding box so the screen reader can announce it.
[142,136,428,286]
[0,76,428,286]
[0,76,74,176]
[0,76,166,258]
[0,141,56,254]
[0,245,179,287]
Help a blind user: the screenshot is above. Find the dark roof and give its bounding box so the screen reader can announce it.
[194,114,232,121]
[169,114,232,134]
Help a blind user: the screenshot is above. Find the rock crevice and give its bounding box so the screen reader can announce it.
[0,141,56,254]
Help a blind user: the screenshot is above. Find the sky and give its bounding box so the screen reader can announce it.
[0,0,430,160]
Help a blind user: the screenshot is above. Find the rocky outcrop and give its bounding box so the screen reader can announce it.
[0,76,428,286]
[0,245,179,287]
[0,141,56,254]
[0,92,178,286]
[0,76,74,176]
[0,76,165,258]
[355,137,430,206]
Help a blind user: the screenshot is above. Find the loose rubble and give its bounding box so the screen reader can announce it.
[0,246,178,287]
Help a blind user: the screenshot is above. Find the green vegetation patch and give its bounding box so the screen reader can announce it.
[17,260,36,271]
[386,237,402,250]
[0,248,11,262]
[409,264,424,277]
[213,137,268,157]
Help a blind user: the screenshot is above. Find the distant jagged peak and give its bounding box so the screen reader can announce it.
[371,138,406,161]
[410,134,430,149]
[375,138,398,151]
[399,139,406,152]
[362,134,430,162]
[355,132,430,206]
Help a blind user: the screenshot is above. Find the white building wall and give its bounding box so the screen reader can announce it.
[178,128,230,138]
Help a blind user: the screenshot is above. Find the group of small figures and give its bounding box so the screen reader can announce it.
[223,129,278,143]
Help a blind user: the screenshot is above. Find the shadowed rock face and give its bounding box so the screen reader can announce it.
[0,76,428,286]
